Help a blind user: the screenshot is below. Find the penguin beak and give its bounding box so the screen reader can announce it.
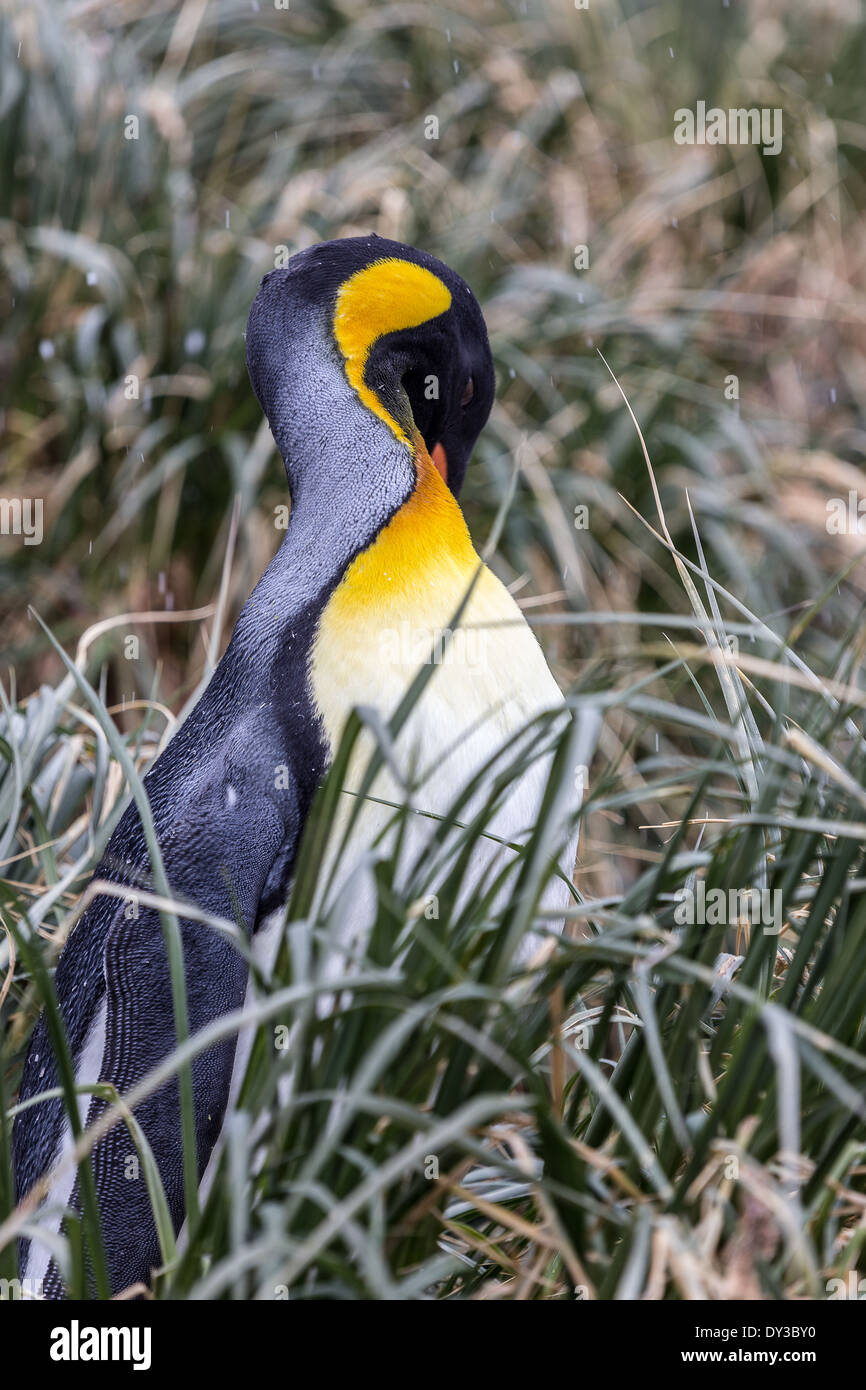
[431,441,449,484]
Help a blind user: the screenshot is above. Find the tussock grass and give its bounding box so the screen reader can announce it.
[2,0,866,1300]
[4,512,866,1299]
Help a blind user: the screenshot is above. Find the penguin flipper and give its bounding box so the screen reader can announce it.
[16,750,295,1297]
[81,904,252,1294]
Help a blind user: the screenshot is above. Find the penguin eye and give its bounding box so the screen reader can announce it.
[460,376,475,408]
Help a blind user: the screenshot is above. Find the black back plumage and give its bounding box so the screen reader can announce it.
[14,591,330,1293]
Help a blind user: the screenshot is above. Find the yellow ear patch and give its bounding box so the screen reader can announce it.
[333,258,452,444]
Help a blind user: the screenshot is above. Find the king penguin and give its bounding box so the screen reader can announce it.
[13,236,583,1297]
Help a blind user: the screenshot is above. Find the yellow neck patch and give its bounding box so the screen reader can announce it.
[333,258,452,445]
[330,436,478,615]
[318,255,476,651]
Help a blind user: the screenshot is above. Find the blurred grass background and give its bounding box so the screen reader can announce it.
[4,0,866,697]
[5,0,866,898]
[4,0,866,1300]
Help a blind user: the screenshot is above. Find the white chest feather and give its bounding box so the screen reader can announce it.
[310,540,575,958]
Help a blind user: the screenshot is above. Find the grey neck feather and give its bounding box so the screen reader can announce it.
[239,295,416,636]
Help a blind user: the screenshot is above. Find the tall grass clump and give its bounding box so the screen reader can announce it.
[3,0,866,1299]
[3,470,866,1298]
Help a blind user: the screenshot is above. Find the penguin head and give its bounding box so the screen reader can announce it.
[245,236,495,500]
